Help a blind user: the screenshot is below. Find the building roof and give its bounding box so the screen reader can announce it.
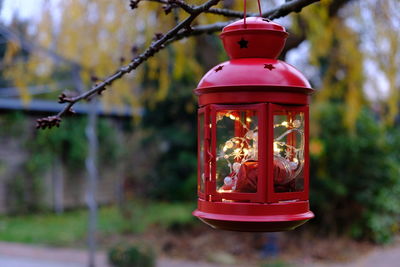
[0,98,143,117]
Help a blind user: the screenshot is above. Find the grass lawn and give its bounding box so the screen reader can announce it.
[0,201,196,246]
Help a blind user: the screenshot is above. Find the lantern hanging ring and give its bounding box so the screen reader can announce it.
[243,0,263,27]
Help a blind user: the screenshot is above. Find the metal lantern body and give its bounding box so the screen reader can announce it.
[193,17,315,232]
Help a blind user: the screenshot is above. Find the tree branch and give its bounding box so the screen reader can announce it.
[37,0,320,129]
[143,0,319,18]
[166,0,321,49]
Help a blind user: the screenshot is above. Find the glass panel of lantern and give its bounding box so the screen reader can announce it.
[216,109,259,194]
[273,110,305,193]
[198,111,205,194]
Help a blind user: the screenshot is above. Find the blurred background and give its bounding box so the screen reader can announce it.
[0,0,399,266]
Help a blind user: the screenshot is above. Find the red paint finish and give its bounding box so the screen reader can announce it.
[194,17,315,232]
[220,17,288,59]
[196,59,311,91]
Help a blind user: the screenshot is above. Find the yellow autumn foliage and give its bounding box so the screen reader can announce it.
[0,0,265,112]
[0,1,208,109]
[2,0,398,127]
[295,0,399,128]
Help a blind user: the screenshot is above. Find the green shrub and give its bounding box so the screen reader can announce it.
[2,112,121,214]
[108,243,155,267]
[310,104,400,243]
[138,83,198,201]
[260,260,292,267]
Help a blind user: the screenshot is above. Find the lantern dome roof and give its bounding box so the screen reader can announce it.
[195,58,313,94]
[195,17,314,96]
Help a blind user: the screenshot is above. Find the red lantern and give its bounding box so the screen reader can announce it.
[193,17,315,232]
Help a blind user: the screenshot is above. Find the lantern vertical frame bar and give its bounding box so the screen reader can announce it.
[303,105,310,201]
[258,103,268,203]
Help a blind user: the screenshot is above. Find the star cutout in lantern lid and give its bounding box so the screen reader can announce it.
[215,65,224,72]
[237,38,249,49]
[264,64,275,71]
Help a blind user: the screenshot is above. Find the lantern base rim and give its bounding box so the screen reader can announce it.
[195,216,311,232]
[193,199,314,232]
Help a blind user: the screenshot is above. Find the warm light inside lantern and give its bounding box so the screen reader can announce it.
[213,109,306,195]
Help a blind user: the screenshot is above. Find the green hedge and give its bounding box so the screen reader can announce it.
[108,243,155,267]
[310,104,400,243]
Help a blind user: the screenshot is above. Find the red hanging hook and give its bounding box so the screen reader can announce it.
[257,0,262,17]
[243,0,263,28]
